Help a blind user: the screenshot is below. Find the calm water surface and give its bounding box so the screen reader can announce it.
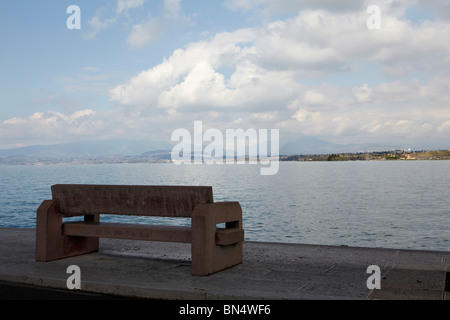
[0,161,449,251]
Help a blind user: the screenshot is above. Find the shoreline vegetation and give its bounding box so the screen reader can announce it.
[1,149,450,166]
[281,149,450,162]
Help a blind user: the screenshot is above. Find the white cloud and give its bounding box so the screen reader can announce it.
[292,109,321,123]
[6,1,450,149]
[4,117,27,125]
[84,15,117,40]
[304,91,327,105]
[437,120,450,133]
[277,74,450,142]
[352,84,372,103]
[84,0,146,39]
[108,3,450,147]
[117,0,146,14]
[127,18,163,48]
[164,0,184,20]
[1,110,102,146]
[126,0,189,49]
[158,61,232,108]
[111,28,259,107]
[250,111,279,123]
[224,0,364,14]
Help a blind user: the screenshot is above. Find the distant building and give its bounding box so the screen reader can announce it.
[400,153,415,160]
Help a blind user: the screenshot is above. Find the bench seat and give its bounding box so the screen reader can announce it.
[63,222,193,243]
[36,184,244,276]
[62,221,244,246]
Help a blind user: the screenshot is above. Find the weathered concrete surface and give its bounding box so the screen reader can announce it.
[0,228,449,300]
[37,185,244,276]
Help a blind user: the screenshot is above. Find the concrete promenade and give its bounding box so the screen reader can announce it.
[0,227,449,300]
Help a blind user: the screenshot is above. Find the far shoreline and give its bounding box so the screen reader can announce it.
[1,149,450,166]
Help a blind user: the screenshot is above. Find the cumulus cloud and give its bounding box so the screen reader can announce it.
[127,18,163,48]
[6,0,450,149]
[117,1,450,99]
[224,0,364,14]
[84,0,146,39]
[286,78,450,140]
[0,110,103,146]
[117,0,146,14]
[111,28,259,107]
[163,0,185,20]
[108,1,450,147]
[127,0,190,49]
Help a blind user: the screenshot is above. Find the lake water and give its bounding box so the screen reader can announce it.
[0,161,449,252]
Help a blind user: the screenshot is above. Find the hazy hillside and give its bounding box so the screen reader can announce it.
[280,136,399,155]
[0,139,172,158]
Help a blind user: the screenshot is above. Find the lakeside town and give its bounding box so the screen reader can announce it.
[280,149,450,162]
[1,149,450,166]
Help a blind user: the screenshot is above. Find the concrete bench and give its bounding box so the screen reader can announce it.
[35,184,244,276]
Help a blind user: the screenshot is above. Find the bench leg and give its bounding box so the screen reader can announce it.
[191,202,243,276]
[36,200,99,262]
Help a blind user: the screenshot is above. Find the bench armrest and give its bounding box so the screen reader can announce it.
[191,202,244,275]
[192,201,242,223]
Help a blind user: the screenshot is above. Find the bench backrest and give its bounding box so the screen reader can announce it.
[51,184,213,218]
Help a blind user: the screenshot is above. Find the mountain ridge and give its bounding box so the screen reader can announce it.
[0,137,411,162]
[280,136,401,155]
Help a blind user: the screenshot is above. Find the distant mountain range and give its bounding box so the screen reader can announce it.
[0,139,172,158]
[280,136,400,155]
[0,136,403,164]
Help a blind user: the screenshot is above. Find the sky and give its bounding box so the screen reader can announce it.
[1,0,450,150]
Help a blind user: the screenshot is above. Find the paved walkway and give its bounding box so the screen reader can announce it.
[0,228,449,300]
